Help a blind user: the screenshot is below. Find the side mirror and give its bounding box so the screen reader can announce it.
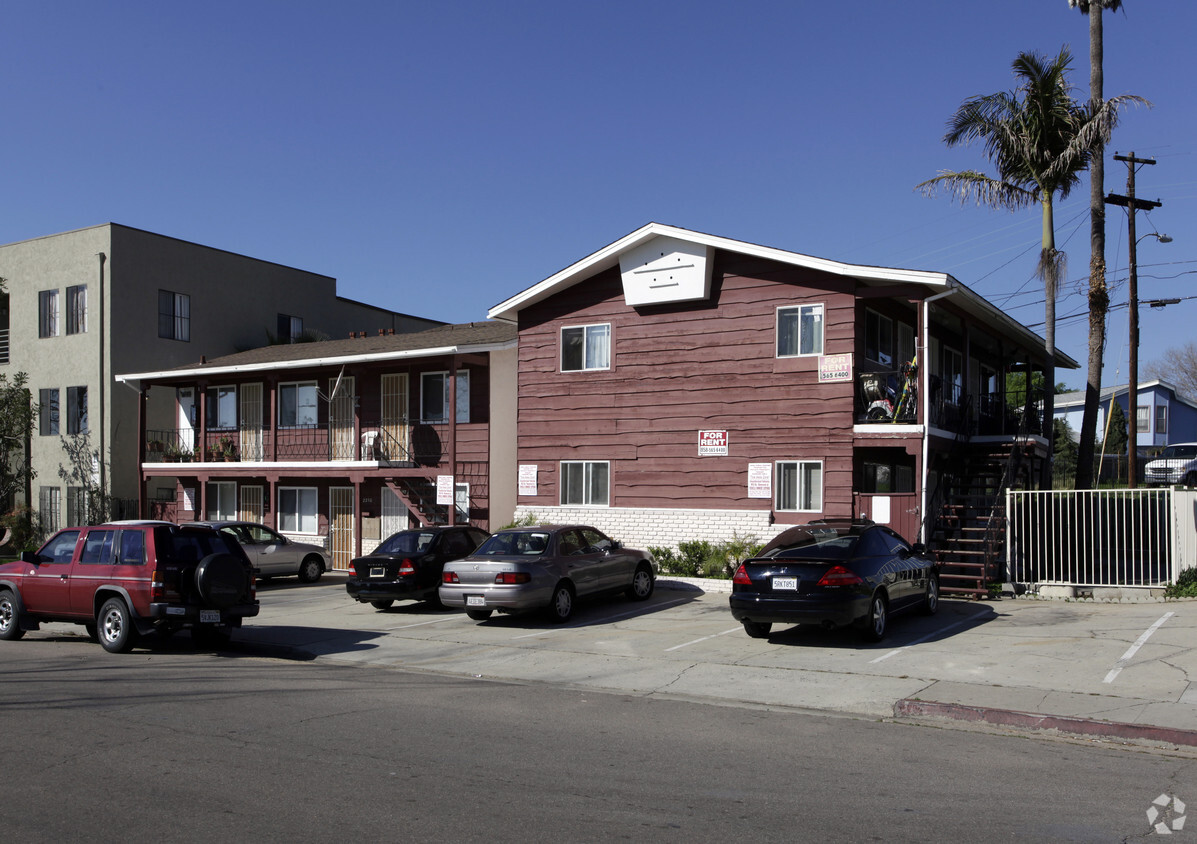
[19,550,40,564]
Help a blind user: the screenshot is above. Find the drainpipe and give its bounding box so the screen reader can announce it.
[920,286,957,543]
[97,252,107,504]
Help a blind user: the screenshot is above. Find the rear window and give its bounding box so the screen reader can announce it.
[475,531,550,556]
[377,531,438,554]
[760,527,859,561]
[154,526,246,565]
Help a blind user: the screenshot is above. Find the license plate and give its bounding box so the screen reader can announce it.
[772,577,798,591]
[466,595,486,607]
[370,567,385,578]
[200,610,221,623]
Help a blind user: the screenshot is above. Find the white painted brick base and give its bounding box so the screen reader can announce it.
[513,505,787,552]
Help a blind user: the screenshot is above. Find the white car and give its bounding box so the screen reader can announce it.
[185,521,329,582]
[1143,443,1197,487]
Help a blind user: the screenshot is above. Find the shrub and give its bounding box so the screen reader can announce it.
[675,540,712,577]
[1,507,47,553]
[500,511,543,529]
[648,546,680,573]
[705,532,763,578]
[1165,567,1197,598]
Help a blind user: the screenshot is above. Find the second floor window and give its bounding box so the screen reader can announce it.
[1156,404,1168,434]
[865,310,893,366]
[278,313,303,343]
[561,324,610,371]
[66,285,87,335]
[39,388,59,436]
[67,386,88,435]
[279,382,318,427]
[206,386,237,429]
[39,289,59,338]
[159,290,191,341]
[420,370,470,423]
[777,304,824,357]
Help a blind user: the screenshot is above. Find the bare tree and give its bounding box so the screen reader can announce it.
[1143,343,1197,400]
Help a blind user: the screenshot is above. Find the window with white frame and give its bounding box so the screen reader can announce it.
[208,481,238,521]
[1156,404,1168,434]
[39,289,59,338]
[279,382,318,427]
[775,460,823,512]
[776,304,824,357]
[67,386,87,435]
[1137,405,1150,431]
[66,285,87,335]
[206,386,237,429]
[560,460,609,506]
[420,370,470,423]
[278,487,319,534]
[865,309,893,366]
[561,324,610,371]
[158,290,191,341]
[39,388,59,436]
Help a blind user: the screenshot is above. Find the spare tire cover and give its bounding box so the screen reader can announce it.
[195,553,249,609]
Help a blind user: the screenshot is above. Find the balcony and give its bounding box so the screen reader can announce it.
[855,369,1045,437]
[0,328,8,365]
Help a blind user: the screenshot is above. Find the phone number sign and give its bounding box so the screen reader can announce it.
[698,429,728,456]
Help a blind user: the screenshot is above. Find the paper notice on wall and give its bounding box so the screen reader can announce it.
[436,475,454,505]
[871,496,891,524]
[183,487,196,512]
[518,464,538,496]
[748,463,772,499]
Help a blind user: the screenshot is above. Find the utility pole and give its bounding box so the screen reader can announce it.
[1106,152,1161,488]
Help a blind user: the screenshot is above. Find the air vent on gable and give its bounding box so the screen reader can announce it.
[619,236,713,307]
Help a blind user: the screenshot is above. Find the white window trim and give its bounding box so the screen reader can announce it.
[775,303,825,358]
[208,481,238,522]
[560,323,612,372]
[774,459,823,512]
[278,381,318,428]
[559,460,610,507]
[278,486,319,535]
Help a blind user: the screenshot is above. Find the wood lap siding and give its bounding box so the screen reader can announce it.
[517,255,858,516]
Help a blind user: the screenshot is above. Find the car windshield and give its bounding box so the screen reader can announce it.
[759,527,860,561]
[1157,445,1197,460]
[475,531,550,556]
[376,531,438,554]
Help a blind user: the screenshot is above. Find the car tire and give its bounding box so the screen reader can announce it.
[466,609,493,621]
[626,563,655,601]
[191,625,232,649]
[546,582,574,623]
[298,555,324,583]
[861,592,888,642]
[0,590,25,641]
[195,553,251,609]
[370,599,395,610]
[742,620,772,639]
[920,575,940,616]
[97,597,138,654]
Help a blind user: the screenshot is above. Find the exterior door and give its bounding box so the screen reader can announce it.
[381,373,410,462]
[176,388,195,452]
[239,382,263,461]
[329,486,355,570]
[330,376,356,461]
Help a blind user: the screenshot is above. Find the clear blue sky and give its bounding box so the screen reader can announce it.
[4,1,1194,390]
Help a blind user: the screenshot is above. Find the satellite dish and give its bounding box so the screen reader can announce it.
[318,366,347,402]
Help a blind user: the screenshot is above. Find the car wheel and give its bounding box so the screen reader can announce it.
[466,609,493,621]
[920,575,940,616]
[626,563,655,601]
[742,620,772,639]
[191,625,232,649]
[370,599,395,610]
[546,582,574,623]
[195,553,251,609]
[861,592,888,642]
[298,555,324,583]
[98,598,138,654]
[0,590,25,641]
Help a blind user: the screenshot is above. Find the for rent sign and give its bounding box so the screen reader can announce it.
[698,430,728,456]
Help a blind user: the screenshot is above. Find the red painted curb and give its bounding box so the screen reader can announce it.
[894,699,1197,748]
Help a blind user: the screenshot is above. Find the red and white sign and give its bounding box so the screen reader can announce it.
[818,353,853,383]
[698,429,728,456]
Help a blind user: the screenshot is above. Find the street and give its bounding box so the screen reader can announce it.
[0,635,1192,842]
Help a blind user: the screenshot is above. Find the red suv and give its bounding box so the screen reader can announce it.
[0,521,258,653]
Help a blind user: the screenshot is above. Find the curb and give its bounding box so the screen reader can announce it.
[894,698,1197,748]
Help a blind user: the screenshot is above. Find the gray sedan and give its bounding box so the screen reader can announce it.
[439,525,656,623]
[185,521,329,582]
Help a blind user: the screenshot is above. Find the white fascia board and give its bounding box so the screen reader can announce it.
[487,223,952,322]
[115,340,517,387]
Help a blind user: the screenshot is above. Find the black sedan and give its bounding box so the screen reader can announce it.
[347,525,490,609]
[728,520,938,641]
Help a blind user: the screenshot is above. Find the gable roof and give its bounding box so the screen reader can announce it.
[1055,379,1197,412]
[488,222,1078,369]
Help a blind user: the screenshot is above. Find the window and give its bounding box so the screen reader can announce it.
[118,530,146,565]
[775,460,823,512]
[560,461,609,506]
[279,382,318,427]
[206,386,237,429]
[39,388,59,436]
[80,530,117,564]
[208,481,238,521]
[865,310,893,366]
[561,324,611,371]
[1156,405,1168,435]
[42,529,81,563]
[862,461,915,494]
[39,486,61,532]
[897,323,915,368]
[66,285,87,335]
[1137,405,1150,431]
[158,290,191,341]
[67,386,87,435]
[942,347,963,405]
[39,289,59,338]
[279,487,318,534]
[420,370,470,423]
[277,313,303,343]
[777,304,824,357]
[67,486,88,526]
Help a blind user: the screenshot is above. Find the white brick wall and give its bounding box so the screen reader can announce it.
[513,505,787,552]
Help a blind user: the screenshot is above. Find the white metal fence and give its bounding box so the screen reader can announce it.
[1006,488,1197,589]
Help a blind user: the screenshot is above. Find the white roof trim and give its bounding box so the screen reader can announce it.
[488,222,952,322]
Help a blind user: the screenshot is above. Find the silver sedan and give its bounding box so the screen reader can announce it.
[185,521,330,582]
[439,525,656,623]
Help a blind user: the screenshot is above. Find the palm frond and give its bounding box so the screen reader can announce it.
[916,170,1037,211]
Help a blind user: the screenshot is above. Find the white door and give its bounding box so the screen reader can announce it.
[177,388,195,452]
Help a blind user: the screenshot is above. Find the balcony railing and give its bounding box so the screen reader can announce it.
[0,328,9,365]
[856,369,1045,436]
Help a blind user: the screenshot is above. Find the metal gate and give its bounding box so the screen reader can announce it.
[329,487,355,569]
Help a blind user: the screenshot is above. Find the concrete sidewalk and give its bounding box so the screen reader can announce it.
[229,574,1197,751]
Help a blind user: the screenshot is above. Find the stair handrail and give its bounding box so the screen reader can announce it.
[979,386,1041,584]
[920,393,975,550]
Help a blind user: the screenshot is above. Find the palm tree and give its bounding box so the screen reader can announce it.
[918,47,1143,486]
[1069,0,1124,489]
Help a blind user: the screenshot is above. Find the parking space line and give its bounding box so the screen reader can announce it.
[510,597,692,639]
[869,615,979,663]
[1102,611,1174,684]
[664,627,742,652]
[383,615,464,631]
